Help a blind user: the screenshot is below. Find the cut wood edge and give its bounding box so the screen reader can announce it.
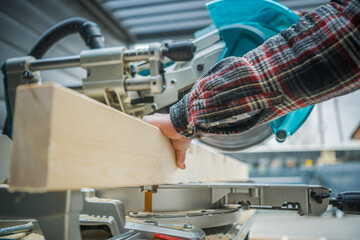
[10,84,54,191]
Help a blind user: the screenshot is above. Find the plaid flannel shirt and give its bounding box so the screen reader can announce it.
[170,0,360,138]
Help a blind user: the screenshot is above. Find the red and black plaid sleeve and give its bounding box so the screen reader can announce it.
[170,0,360,138]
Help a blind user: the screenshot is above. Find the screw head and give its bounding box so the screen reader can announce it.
[196,64,204,71]
[183,224,192,229]
[151,103,157,111]
[22,70,34,79]
[170,79,177,86]
[276,130,287,142]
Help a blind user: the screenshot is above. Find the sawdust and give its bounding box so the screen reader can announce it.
[238,209,255,224]
[126,216,143,223]
[0,233,27,239]
[0,232,44,240]
[89,197,115,202]
[23,233,44,240]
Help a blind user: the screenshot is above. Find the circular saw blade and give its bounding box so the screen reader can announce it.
[199,123,273,152]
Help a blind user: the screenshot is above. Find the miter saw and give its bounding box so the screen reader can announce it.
[0,183,334,239]
[1,0,359,239]
[2,0,313,151]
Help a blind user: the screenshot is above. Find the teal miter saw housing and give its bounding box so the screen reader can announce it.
[198,0,314,150]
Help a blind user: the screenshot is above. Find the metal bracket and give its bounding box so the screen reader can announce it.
[0,185,82,240]
[81,188,126,235]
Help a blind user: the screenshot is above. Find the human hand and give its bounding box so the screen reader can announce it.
[142,113,191,169]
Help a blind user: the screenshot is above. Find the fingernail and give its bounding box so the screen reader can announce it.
[177,162,184,169]
[181,163,186,169]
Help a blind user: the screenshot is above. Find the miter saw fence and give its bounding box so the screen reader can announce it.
[2,0,315,151]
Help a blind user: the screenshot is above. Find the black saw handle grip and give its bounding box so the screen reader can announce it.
[162,41,196,61]
[330,191,360,214]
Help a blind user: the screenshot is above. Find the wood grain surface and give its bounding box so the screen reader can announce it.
[10,83,247,192]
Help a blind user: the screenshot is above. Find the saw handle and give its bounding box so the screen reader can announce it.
[162,41,196,61]
[330,191,360,215]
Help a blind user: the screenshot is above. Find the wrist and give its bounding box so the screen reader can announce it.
[169,94,196,138]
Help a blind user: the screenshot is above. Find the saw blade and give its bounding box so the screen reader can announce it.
[199,123,273,152]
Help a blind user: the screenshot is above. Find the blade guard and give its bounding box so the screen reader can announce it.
[204,0,313,142]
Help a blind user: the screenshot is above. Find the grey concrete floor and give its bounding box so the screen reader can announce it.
[249,210,360,240]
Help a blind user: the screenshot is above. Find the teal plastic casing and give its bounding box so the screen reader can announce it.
[203,0,314,142]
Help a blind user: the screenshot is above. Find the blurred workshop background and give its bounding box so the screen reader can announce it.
[0,0,359,239]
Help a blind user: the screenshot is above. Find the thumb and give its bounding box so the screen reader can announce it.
[176,149,187,169]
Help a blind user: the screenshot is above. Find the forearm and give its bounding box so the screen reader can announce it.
[170,0,360,138]
[245,0,360,123]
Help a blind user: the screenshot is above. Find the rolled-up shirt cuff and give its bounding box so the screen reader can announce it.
[169,94,198,138]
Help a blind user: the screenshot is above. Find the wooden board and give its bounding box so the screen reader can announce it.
[178,143,248,183]
[10,83,248,192]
